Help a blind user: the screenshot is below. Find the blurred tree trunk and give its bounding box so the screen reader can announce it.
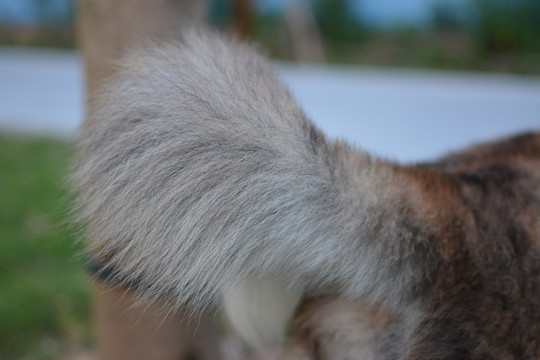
[93,282,222,360]
[284,0,324,62]
[234,0,252,40]
[77,1,223,360]
[78,0,207,96]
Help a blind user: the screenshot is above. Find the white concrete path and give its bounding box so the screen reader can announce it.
[1,47,539,163]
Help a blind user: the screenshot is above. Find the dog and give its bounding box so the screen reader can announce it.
[71,29,540,359]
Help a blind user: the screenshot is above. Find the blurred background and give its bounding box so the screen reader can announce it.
[0,0,539,359]
[2,0,540,71]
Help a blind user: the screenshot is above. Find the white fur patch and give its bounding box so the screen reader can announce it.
[224,277,303,350]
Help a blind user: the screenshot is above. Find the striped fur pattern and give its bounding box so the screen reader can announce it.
[71,30,540,359]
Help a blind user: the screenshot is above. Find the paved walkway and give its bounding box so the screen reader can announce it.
[1,47,539,162]
[0,47,84,137]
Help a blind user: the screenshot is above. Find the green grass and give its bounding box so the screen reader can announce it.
[0,134,91,359]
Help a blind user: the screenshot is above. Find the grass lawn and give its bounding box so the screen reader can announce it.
[0,133,91,359]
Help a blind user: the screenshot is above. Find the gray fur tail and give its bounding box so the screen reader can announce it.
[71,29,365,311]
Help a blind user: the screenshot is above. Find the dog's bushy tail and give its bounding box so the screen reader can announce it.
[72,29,343,309]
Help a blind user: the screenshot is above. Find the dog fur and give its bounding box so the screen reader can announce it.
[71,29,540,359]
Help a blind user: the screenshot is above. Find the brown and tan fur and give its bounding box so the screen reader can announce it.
[286,133,540,359]
[70,29,540,359]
